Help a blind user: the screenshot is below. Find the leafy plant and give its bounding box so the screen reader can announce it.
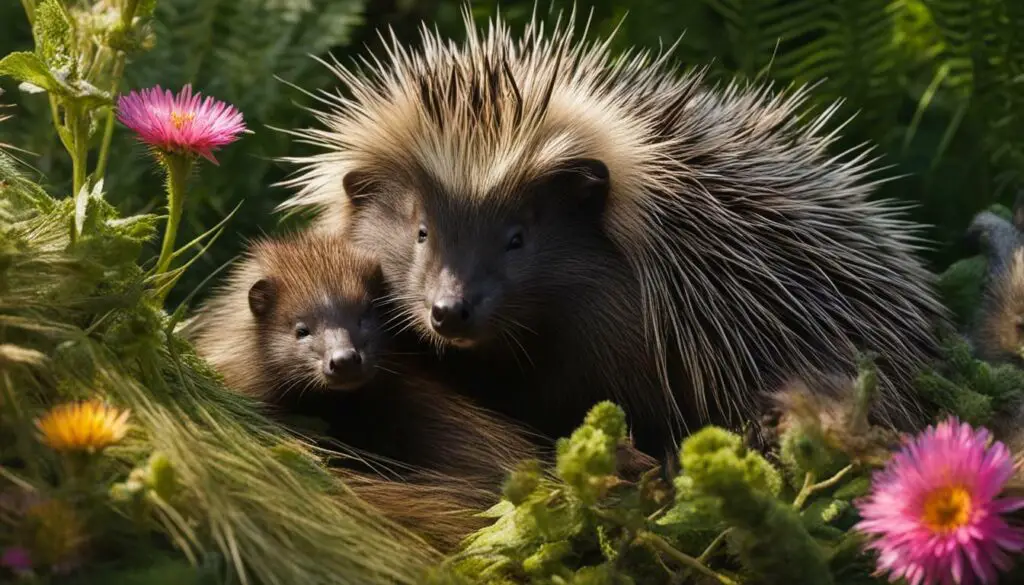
[430,369,892,585]
[0,95,441,585]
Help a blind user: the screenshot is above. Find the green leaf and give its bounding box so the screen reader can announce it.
[0,53,112,107]
[831,476,872,500]
[66,79,114,109]
[0,51,71,96]
[32,0,75,73]
[73,178,106,240]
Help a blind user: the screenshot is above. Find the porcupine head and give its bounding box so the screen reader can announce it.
[341,158,615,351]
[243,233,388,396]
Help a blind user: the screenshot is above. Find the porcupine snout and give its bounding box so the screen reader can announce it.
[431,297,472,336]
[427,265,492,342]
[318,326,376,390]
[429,266,474,337]
[324,347,362,378]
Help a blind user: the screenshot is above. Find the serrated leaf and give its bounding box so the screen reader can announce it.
[0,52,70,96]
[74,178,105,239]
[32,0,75,73]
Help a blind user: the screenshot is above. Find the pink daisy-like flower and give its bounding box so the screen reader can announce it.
[116,84,246,164]
[855,417,1024,585]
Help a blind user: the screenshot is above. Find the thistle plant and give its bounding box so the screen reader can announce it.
[0,1,247,306]
[115,84,247,286]
[0,3,436,583]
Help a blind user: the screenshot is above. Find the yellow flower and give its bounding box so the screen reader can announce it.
[35,400,130,453]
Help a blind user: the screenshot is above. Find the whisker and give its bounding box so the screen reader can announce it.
[374,364,402,376]
[498,327,534,371]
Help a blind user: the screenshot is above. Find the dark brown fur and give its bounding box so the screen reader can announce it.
[188,231,544,549]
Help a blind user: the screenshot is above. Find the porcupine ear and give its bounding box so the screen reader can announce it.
[547,158,610,216]
[248,277,278,319]
[342,169,381,208]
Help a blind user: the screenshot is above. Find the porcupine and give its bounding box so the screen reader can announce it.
[965,192,1024,366]
[960,194,1024,451]
[278,6,949,456]
[187,230,549,551]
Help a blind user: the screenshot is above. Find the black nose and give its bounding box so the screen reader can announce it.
[430,297,472,337]
[324,348,362,377]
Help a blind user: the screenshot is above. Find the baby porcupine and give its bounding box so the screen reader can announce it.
[279,6,948,455]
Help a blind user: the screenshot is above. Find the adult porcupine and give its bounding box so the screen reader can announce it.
[279,6,948,454]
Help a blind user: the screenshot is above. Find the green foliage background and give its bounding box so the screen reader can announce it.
[2,0,1023,306]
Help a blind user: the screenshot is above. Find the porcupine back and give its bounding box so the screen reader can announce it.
[278,5,948,449]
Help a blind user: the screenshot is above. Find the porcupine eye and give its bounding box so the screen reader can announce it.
[506,228,524,252]
[294,322,311,339]
[417,225,428,244]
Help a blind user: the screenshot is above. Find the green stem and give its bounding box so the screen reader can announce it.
[697,528,733,564]
[49,96,71,153]
[68,105,89,197]
[84,45,106,83]
[94,0,139,187]
[792,464,855,510]
[94,54,126,185]
[154,154,193,279]
[637,531,738,585]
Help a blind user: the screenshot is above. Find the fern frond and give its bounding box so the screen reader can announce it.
[924,0,1024,189]
[702,0,827,80]
[699,0,908,141]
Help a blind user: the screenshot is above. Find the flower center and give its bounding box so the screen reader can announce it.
[921,485,972,533]
[170,110,195,129]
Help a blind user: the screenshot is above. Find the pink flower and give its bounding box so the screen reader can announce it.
[1,546,31,572]
[855,417,1024,585]
[116,84,246,164]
